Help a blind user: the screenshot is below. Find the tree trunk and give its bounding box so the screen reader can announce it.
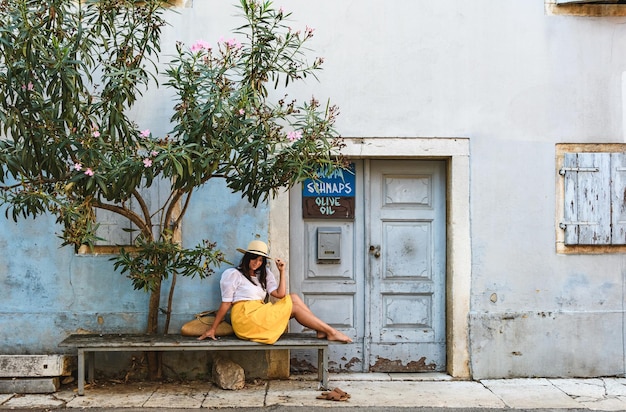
[146,279,162,380]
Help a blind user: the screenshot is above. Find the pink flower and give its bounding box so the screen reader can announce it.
[239,109,245,115]
[143,158,153,168]
[140,129,150,138]
[287,130,302,141]
[74,163,82,171]
[150,150,158,157]
[225,38,242,49]
[190,40,211,53]
[21,82,34,91]
[84,168,94,176]
[92,131,100,138]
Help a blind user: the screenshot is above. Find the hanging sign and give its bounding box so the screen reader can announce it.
[302,163,355,219]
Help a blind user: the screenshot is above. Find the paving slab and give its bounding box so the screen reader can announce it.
[66,382,161,408]
[284,379,506,409]
[53,386,79,403]
[576,396,626,411]
[266,379,323,407]
[144,381,208,408]
[604,378,626,397]
[550,378,608,399]
[557,378,626,411]
[482,378,584,409]
[202,381,267,408]
[1,393,65,409]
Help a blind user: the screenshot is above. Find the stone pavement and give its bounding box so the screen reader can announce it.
[2,373,626,411]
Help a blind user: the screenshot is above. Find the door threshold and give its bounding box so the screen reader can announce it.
[290,372,453,382]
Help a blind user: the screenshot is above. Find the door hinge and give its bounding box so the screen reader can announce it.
[560,221,598,229]
[559,167,599,176]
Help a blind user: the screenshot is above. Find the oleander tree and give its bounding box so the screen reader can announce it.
[0,0,344,378]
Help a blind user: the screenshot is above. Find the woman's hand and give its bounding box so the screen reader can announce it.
[198,302,233,340]
[271,258,288,299]
[198,328,218,341]
[197,302,232,340]
[275,258,286,272]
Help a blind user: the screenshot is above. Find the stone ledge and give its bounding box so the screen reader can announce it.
[0,355,74,378]
[0,377,60,394]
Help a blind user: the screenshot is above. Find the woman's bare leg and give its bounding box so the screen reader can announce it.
[289,294,352,343]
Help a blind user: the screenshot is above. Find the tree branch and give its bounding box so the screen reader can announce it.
[164,188,186,233]
[173,190,193,232]
[92,200,152,239]
[131,188,153,236]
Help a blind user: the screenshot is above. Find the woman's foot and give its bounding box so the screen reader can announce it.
[326,330,352,343]
[316,331,327,339]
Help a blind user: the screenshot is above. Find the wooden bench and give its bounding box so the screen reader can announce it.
[59,333,329,395]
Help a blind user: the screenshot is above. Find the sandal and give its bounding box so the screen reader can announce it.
[331,387,351,399]
[316,387,351,401]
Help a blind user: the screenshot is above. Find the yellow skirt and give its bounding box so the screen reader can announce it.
[231,295,293,344]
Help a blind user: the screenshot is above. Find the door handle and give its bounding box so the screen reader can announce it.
[369,245,381,258]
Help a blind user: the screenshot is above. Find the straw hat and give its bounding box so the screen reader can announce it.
[236,240,272,259]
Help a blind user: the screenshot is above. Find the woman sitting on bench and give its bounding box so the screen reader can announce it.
[198,240,352,345]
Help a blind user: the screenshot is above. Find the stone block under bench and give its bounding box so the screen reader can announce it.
[0,355,74,394]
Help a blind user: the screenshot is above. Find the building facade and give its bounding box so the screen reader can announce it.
[1,0,626,380]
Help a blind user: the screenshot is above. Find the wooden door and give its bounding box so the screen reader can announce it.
[367,160,446,371]
[289,159,447,372]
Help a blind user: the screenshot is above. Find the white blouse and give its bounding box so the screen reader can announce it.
[220,267,279,302]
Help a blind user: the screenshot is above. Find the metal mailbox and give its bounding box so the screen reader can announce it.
[317,227,341,263]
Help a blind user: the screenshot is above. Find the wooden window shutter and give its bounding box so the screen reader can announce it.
[561,153,611,245]
[611,152,626,245]
[94,178,168,246]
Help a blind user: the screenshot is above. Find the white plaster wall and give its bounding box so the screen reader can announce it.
[96,1,626,377]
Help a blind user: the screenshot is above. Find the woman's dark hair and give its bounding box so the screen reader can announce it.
[237,252,268,290]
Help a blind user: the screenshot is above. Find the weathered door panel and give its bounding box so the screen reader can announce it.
[289,160,446,373]
[289,162,365,372]
[368,160,446,372]
[369,343,441,372]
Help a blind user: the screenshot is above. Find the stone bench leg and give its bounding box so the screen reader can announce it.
[76,350,95,396]
[77,349,85,396]
[318,347,329,390]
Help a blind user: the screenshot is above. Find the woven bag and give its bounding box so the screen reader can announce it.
[180,310,234,336]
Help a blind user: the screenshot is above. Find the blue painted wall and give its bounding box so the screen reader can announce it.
[0,179,268,354]
[0,4,272,355]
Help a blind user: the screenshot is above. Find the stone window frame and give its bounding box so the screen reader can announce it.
[545,0,626,16]
[555,143,626,254]
[77,179,180,255]
[165,0,192,8]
